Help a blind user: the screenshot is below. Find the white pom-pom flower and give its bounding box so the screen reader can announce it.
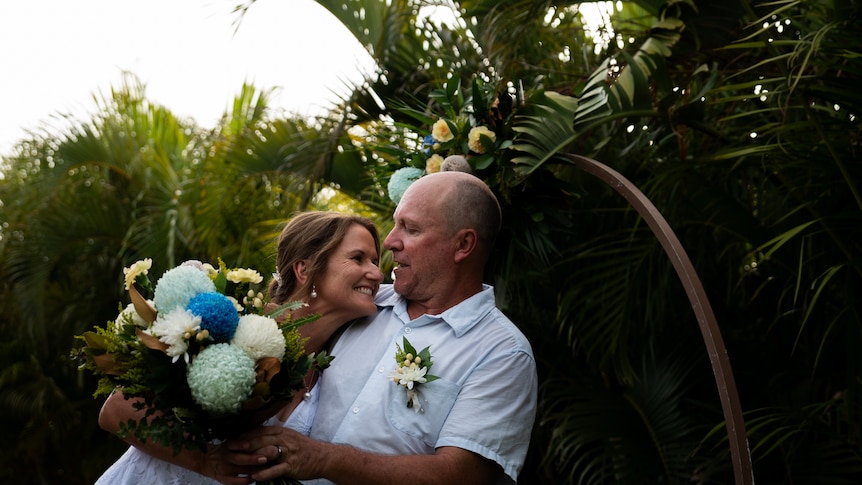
[231,314,286,362]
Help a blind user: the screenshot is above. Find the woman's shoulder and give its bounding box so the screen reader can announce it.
[374,284,398,304]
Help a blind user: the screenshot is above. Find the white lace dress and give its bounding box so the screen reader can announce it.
[95,383,319,485]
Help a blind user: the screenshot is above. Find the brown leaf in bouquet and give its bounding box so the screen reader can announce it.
[128,284,157,324]
[136,328,169,352]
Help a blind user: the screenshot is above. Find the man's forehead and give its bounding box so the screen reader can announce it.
[396,178,449,220]
[393,205,420,223]
[394,198,441,226]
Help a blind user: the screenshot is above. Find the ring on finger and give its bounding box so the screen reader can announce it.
[274,445,284,462]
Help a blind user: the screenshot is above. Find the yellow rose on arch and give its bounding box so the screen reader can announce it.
[467,126,496,154]
[431,119,455,143]
[425,154,444,173]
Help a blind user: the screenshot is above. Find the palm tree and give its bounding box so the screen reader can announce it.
[0,75,323,483]
[0,75,206,483]
[3,0,860,482]
[471,0,862,482]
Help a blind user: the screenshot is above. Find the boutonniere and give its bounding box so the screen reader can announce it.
[390,337,438,410]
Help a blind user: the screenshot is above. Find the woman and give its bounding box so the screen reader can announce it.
[96,211,383,485]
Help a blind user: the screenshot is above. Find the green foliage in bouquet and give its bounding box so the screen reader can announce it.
[76,258,332,456]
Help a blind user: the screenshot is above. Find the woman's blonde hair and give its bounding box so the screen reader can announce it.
[268,211,380,304]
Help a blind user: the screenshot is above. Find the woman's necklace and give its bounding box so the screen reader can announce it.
[303,368,318,401]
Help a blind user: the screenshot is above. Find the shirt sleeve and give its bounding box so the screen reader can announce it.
[435,347,538,482]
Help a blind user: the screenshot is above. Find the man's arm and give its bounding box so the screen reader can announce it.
[227,427,501,485]
[98,390,265,485]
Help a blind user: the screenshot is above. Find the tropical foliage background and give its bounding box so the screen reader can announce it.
[2,0,860,483]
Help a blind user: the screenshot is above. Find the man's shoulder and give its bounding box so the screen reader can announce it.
[450,289,533,357]
[482,307,534,355]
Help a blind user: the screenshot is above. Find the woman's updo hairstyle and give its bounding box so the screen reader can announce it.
[268,211,380,304]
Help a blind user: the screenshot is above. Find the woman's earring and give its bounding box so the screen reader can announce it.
[310,284,318,299]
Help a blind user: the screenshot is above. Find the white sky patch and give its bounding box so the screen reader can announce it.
[580,1,617,54]
[0,0,375,155]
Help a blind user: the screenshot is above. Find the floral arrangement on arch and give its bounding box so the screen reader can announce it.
[386,75,522,204]
[76,258,331,455]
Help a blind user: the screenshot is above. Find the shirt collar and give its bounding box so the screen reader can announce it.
[376,284,496,338]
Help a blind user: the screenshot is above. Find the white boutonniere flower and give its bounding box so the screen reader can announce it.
[390,337,438,411]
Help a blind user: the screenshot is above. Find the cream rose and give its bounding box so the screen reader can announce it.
[226,268,263,284]
[467,126,496,153]
[425,154,444,173]
[123,258,152,290]
[431,119,454,142]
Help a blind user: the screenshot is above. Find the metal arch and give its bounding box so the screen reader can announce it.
[564,153,754,484]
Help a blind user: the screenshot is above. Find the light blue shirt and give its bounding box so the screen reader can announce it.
[308,284,538,483]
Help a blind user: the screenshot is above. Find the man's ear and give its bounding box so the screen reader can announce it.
[453,229,478,264]
[292,260,310,284]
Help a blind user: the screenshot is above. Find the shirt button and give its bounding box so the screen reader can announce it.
[378,366,385,373]
[352,407,360,414]
[404,327,412,334]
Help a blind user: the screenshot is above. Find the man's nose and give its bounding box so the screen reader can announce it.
[383,230,397,250]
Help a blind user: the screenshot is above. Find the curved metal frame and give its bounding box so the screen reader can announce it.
[564,153,754,484]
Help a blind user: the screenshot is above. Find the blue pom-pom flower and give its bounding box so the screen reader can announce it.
[187,292,240,342]
[388,166,425,205]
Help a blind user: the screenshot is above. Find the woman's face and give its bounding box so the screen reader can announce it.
[314,223,383,322]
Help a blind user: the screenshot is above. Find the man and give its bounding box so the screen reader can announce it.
[233,171,538,484]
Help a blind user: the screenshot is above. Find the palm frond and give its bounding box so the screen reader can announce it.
[539,341,706,484]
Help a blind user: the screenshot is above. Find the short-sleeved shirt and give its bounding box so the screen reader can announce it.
[307,284,538,483]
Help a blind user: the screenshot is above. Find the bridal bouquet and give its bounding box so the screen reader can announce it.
[76,258,331,455]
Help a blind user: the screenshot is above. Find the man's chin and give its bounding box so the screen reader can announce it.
[392,279,410,296]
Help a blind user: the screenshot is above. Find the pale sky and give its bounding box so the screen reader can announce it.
[0,0,376,156]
